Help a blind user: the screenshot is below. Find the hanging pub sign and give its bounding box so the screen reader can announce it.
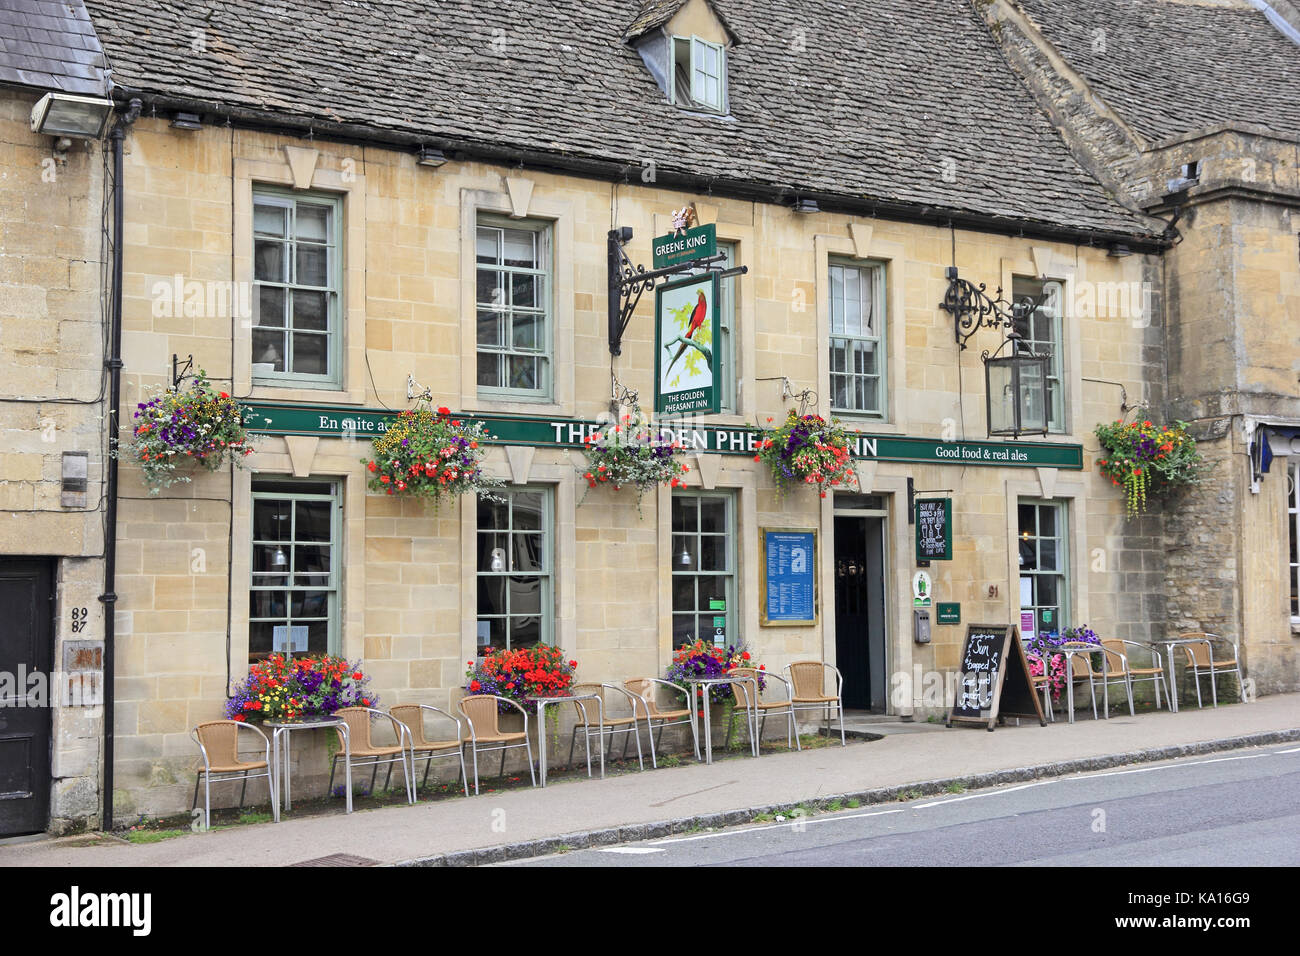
[655,272,721,416]
[760,528,818,625]
[652,222,717,270]
[915,497,952,561]
[946,623,1047,731]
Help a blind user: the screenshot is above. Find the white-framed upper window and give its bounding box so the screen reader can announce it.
[476,216,553,400]
[250,478,341,659]
[1012,276,1065,433]
[672,35,726,113]
[829,258,886,417]
[252,188,343,387]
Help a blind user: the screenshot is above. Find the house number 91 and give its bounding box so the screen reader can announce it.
[71,607,89,633]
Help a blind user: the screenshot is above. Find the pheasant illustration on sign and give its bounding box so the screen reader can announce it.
[664,289,708,377]
[655,272,719,415]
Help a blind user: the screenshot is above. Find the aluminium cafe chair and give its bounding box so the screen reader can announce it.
[1024,653,1056,723]
[327,706,416,804]
[389,704,470,796]
[1065,648,1100,721]
[785,661,847,745]
[567,682,645,771]
[457,694,536,794]
[726,667,800,754]
[623,677,701,766]
[1101,639,1165,712]
[1179,632,1246,707]
[190,719,274,830]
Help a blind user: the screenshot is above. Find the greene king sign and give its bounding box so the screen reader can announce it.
[242,404,1083,469]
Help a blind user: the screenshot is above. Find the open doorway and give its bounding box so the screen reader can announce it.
[833,497,887,711]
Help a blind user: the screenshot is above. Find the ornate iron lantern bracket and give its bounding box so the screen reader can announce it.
[941,266,1045,351]
[607,226,747,356]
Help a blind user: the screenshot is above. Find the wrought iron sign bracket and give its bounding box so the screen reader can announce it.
[607,226,747,357]
[170,353,194,392]
[941,266,1045,351]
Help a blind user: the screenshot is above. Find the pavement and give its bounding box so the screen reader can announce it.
[3,693,1299,867]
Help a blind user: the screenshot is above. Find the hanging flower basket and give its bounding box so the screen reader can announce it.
[362,401,504,509]
[1094,419,1207,517]
[755,409,859,498]
[119,370,254,494]
[578,408,689,516]
[226,654,377,722]
[464,646,578,714]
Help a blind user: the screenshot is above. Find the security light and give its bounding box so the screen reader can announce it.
[417,147,449,167]
[30,92,115,140]
[793,198,820,214]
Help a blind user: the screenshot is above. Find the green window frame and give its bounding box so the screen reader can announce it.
[1012,276,1066,433]
[671,491,737,649]
[1018,499,1069,641]
[671,36,726,113]
[475,216,553,401]
[250,478,341,659]
[687,240,736,413]
[252,187,343,387]
[476,487,553,655]
[829,258,886,417]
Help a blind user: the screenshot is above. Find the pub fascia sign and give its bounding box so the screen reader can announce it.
[242,403,1083,470]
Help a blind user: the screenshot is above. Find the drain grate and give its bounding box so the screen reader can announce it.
[289,853,380,867]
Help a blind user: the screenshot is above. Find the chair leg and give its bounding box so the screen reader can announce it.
[384,762,393,792]
[568,725,579,768]
[524,737,537,787]
[1210,665,1218,708]
[204,773,211,831]
[632,720,645,771]
[1126,675,1135,716]
[369,762,379,794]
[191,771,202,813]
[327,754,338,796]
[239,770,249,810]
[1194,667,1203,708]
[838,701,846,745]
[458,747,470,797]
[469,743,481,796]
[498,743,507,781]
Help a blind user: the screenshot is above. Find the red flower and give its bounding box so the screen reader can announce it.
[569,660,578,668]
[352,671,363,680]
[219,392,229,399]
[470,679,481,692]
[437,406,451,416]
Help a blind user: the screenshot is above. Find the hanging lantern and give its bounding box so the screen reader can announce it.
[983,332,1050,439]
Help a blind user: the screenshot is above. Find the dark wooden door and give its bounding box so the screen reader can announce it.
[0,559,53,837]
[834,517,872,709]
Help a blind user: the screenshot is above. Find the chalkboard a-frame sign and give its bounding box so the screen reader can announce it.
[945,623,1047,731]
[915,498,951,562]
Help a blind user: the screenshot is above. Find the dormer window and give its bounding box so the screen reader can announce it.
[625,0,737,116]
[673,35,725,112]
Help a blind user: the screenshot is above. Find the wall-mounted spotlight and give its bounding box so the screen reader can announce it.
[30,92,114,140]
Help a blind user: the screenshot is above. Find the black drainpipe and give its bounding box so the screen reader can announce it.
[100,98,141,832]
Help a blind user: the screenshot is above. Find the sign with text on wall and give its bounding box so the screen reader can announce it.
[652,222,717,269]
[241,404,1084,469]
[655,272,720,416]
[760,528,817,626]
[915,498,952,561]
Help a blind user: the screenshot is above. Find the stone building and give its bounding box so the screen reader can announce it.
[982,0,1300,693]
[0,0,1294,831]
[0,0,113,834]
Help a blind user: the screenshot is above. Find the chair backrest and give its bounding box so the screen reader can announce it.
[333,707,373,750]
[457,695,501,737]
[1100,640,1127,674]
[1069,652,1093,678]
[194,720,240,764]
[388,705,426,746]
[570,683,606,722]
[727,667,759,707]
[623,678,665,717]
[1179,633,1212,667]
[788,661,828,698]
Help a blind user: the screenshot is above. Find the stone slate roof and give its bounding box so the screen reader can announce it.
[82,0,1158,237]
[1016,0,1300,143]
[0,0,108,96]
[623,0,737,44]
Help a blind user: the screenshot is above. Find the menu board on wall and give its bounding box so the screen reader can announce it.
[915,498,952,561]
[760,529,817,626]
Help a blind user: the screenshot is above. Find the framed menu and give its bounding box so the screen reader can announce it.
[760,528,817,626]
